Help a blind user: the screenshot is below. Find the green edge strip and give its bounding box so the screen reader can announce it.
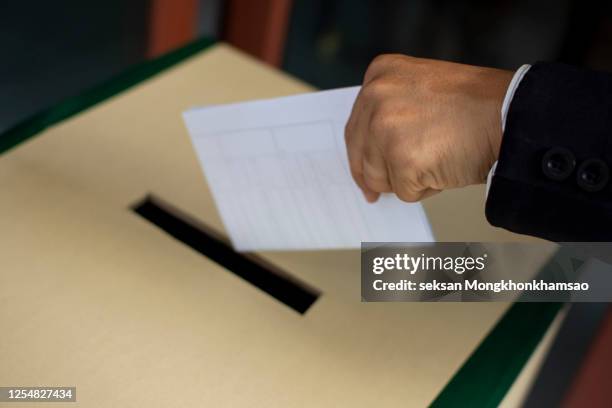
[431,302,562,407]
[0,37,215,155]
[1,33,560,406]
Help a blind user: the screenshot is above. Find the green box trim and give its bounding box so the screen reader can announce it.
[0,37,214,155]
[431,302,562,407]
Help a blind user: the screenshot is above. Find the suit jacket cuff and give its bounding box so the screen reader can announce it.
[485,62,612,241]
[486,64,531,197]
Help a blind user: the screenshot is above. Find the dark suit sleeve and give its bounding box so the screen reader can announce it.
[485,62,612,241]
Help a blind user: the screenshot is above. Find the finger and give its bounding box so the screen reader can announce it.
[387,165,440,202]
[362,144,391,202]
[395,187,440,203]
[345,104,367,192]
[362,187,380,203]
[345,89,378,200]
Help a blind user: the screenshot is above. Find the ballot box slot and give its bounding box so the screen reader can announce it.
[132,196,320,314]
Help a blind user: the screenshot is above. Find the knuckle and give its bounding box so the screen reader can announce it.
[364,54,403,83]
[394,177,422,202]
[361,78,388,100]
[370,54,393,68]
[363,166,383,183]
[370,53,403,70]
[396,188,421,203]
[364,175,389,192]
[367,55,388,76]
[412,169,429,190]
[396,154,440,193]
[363,166,390,193]
[369,102,398,136]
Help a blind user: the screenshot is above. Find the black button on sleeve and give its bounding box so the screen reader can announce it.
[541,147,576,181]
[576,158,609,192]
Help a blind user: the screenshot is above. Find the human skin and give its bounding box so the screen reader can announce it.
[344,54,514,203]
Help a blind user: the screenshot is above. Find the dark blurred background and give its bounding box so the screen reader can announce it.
[2,0,612,133]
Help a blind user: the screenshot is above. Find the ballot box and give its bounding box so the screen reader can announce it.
[0,40,562,407]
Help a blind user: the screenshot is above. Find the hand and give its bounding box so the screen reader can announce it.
[345,54,513,203]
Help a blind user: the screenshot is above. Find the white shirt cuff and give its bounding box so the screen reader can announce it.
[485,64,532,197]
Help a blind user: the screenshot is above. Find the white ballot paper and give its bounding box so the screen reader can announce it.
[183,86,434,251]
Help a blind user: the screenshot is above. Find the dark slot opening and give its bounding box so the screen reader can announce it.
[132,196,320,314]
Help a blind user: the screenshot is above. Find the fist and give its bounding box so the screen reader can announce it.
[345,54,513,202]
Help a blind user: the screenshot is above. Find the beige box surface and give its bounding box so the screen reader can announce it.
[0,44,554,407]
